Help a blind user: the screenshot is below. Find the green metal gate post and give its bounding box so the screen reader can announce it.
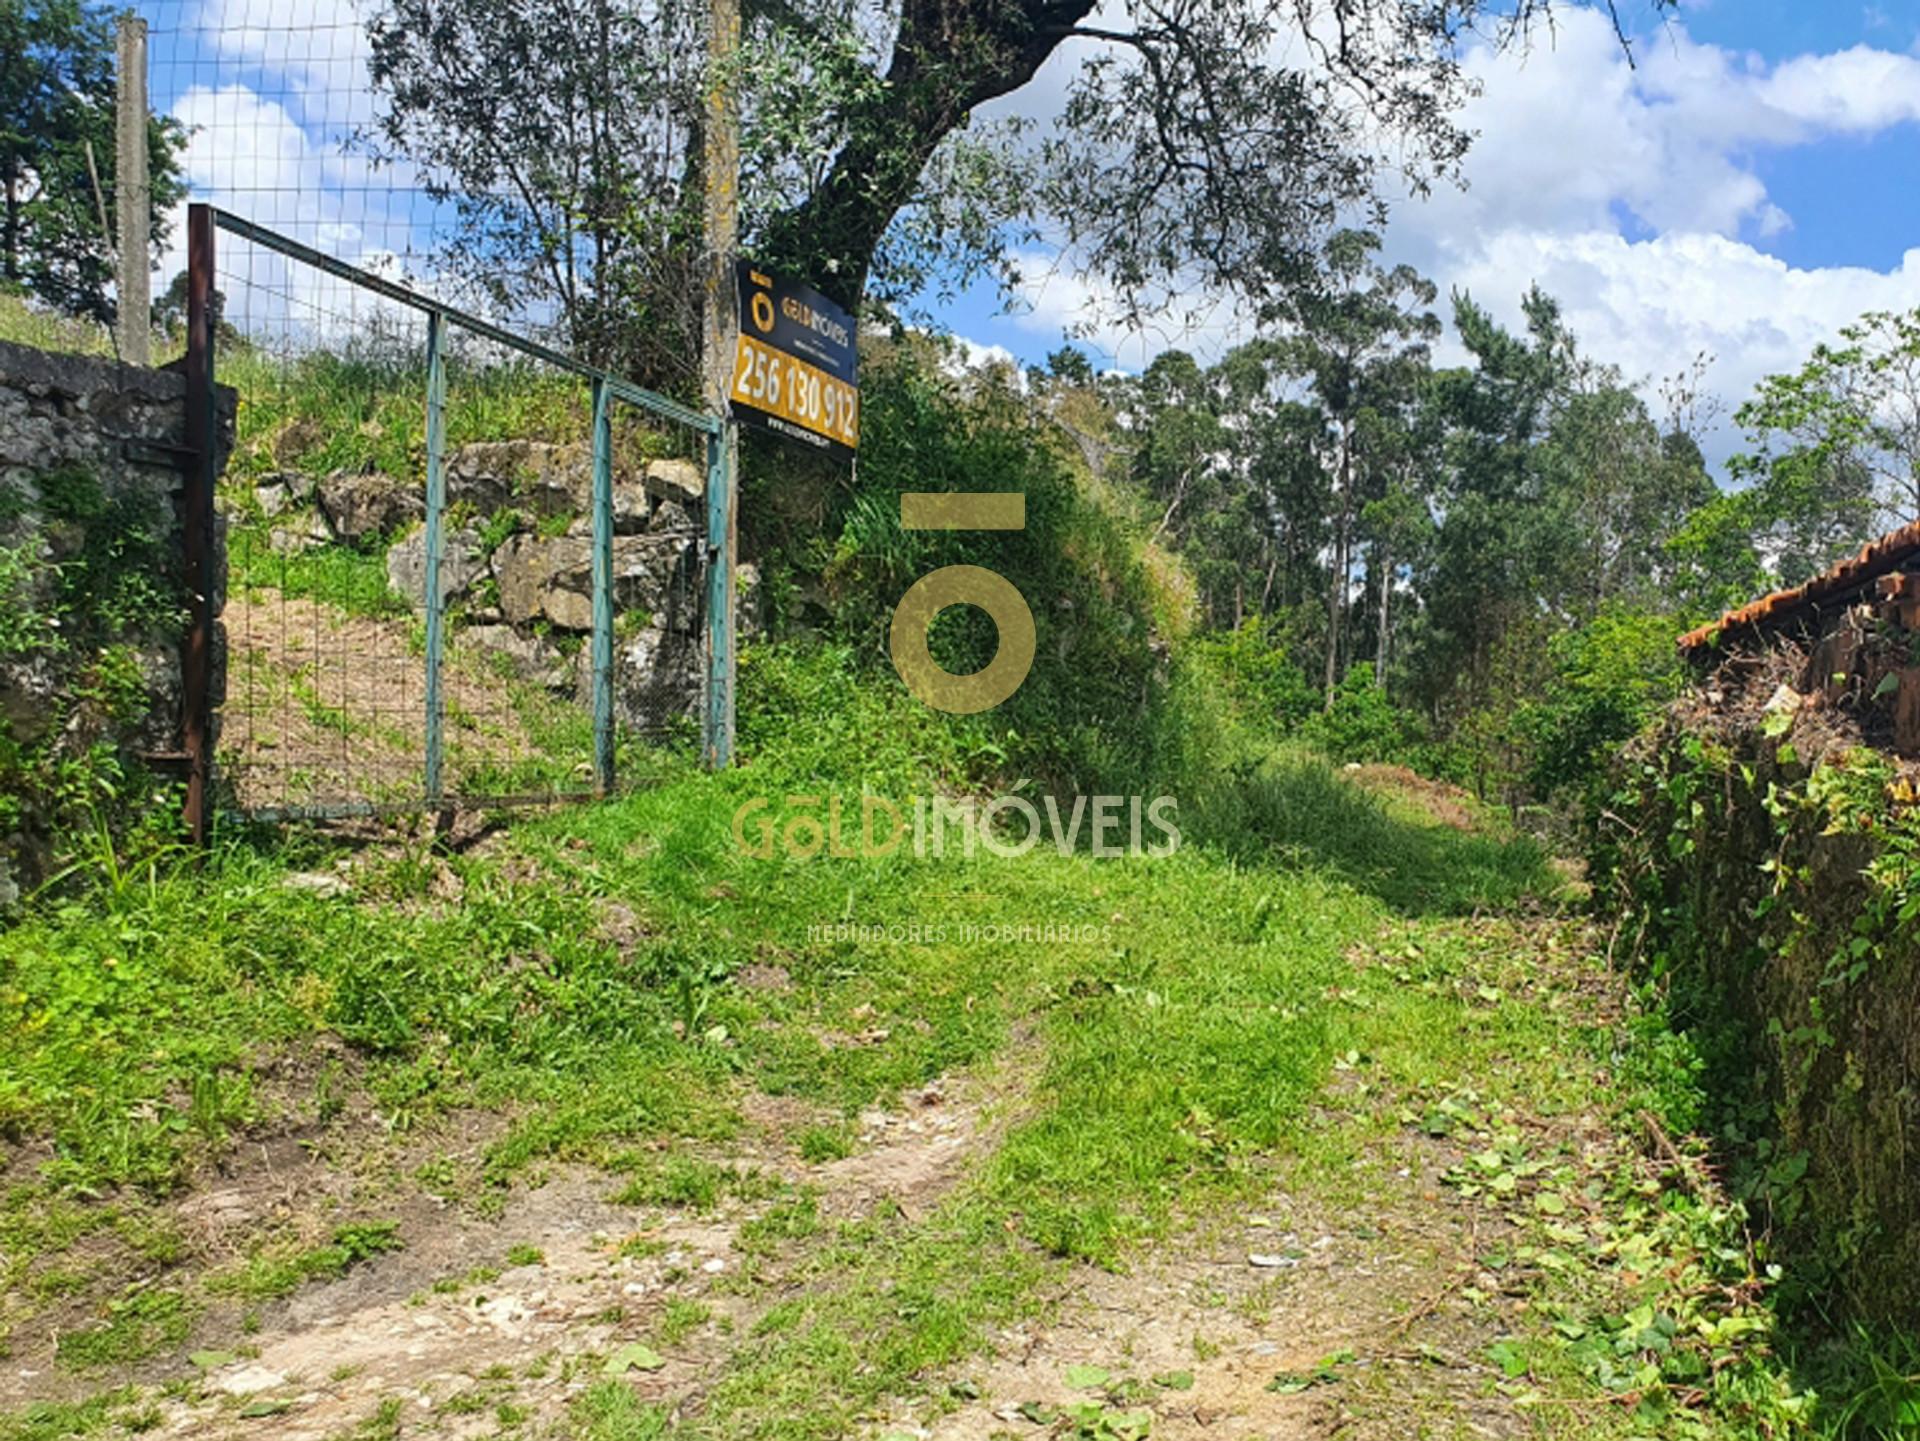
[590,378,616,794]
[703,426,733,768]
[422,310,447,802]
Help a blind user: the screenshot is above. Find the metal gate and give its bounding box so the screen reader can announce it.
[180,204,732,831]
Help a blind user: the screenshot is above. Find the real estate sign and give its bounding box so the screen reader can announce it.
[730,263,859,459]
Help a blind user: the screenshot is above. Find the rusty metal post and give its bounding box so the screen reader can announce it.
[181,204,216,846]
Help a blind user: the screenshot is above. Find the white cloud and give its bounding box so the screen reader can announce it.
[1402,13,1920,245]
[1438,230,1920,455]
[191,0,377,129]
[160,83,447,347]
[1003,252,1254,371]
[946,335,1020,374]
[1381,11,1920,463]
[981,7,1920,469]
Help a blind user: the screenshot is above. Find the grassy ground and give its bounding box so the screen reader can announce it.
[5,714,1885,1439]
[2,278,1908,1441]
[0,295,147,361]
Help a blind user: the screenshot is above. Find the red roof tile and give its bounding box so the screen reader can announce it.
[1678,519,1920,653]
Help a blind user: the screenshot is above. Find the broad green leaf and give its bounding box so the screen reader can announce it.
[1486,1340,1529,1378]
[603,1342,665,1375]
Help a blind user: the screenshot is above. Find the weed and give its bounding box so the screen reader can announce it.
[566,1382,668,1440]
[659,1298,711,1345]
[55,1289,192,1369]
[0,1388,139,1441]
[209,1222,403,1301]
[796,1125,853,1163]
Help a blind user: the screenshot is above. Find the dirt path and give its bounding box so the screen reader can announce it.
[6,771,1731,1440]
[98,1025,1554,1441]
[125,1068,1023,1439]
[221,588,567,812]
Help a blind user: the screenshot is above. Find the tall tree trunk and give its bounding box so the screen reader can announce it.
[756,0,1099,309]
[1323,426,1351,710]
[1375,536,1391,699]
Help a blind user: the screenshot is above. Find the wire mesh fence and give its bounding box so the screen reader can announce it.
[144,1,473,299]
[139,0,705,395]
[125,2,733,821]
[206,208,719,821]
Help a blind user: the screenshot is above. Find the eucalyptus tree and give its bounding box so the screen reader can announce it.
[1273,230,1438,702]
[1538,380,1714,615]
[1353,382,1441,696]
[1126,350,1229,545]
[1217,340,1333,628]
[1415,289,1571,711]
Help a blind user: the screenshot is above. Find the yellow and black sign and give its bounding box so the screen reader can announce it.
[731,263,858,459]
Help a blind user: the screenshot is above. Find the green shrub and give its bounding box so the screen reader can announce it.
[743,348,1195,798]
[1300,664,1425,765]
[1517,605,1686,806]
[1187,618,1317,733]
[1,467,185,898]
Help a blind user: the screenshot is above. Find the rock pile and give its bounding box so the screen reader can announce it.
[251,441,712,727]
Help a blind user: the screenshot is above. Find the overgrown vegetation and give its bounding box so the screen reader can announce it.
[0,461,184,902]
[10,0,1920,1427]
[1599,670,1920,1342]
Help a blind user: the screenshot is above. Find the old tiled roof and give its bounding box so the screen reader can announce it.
[1678,519,1920,654]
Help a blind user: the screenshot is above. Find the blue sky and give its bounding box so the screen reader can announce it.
[935,3,1920,417]
[1614,1,1920,276]
[141,0,1920,461]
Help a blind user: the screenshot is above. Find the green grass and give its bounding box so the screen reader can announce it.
[218,344,594,489]
[568,1382,669,1440]
[0,1388,141,1441]
[226,524,410,621]
[205,1221,403,1302]
[0,646,1555,1429]
[1189,747,1554,915]
[53,1288,192,1369]
[11,634,1907,1437]
[0,292,137,361]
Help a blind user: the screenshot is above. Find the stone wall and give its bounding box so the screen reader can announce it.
[0,339,232,902]
[1601,639,1920,1329]
[245,439,717,730]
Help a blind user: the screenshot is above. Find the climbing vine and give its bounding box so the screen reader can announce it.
[1597,698,1920,1330]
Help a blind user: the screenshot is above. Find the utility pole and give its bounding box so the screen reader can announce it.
[114,13,151,366]
[701,0,740,768]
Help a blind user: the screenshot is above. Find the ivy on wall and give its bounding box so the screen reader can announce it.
[1597,695,1920,1328]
